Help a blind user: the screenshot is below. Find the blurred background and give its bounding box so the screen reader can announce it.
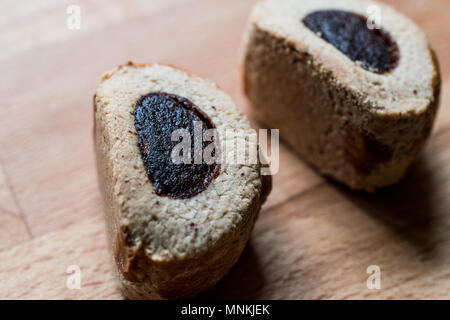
[0,0,449,299]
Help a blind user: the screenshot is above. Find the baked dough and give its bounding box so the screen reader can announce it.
[94,62,271,299]
[243,0,441,191]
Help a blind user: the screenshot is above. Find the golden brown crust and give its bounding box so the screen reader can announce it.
[430,48,442,116]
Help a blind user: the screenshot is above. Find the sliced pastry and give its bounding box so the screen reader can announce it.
[94,62,271,299]
[243,0,440,191]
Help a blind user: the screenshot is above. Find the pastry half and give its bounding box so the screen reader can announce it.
[94,62,271,299]
[243,0,440,191]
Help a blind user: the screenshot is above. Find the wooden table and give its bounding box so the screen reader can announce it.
[0,0,449,299]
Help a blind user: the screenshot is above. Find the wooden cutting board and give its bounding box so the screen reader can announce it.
[0,0,449,299]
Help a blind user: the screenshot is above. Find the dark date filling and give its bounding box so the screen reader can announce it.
[303,10,400,74]
[134,92,220,199]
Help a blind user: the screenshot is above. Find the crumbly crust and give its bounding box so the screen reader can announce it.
[94,62,271,299]
[242,0,441,191]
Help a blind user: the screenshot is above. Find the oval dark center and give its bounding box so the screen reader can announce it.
[303,10,400,74]
[134,92,220,199]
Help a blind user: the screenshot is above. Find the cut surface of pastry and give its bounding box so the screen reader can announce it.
[94,62,271,299]
[243,0,440,191]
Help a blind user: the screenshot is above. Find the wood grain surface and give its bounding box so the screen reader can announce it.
[0,0,449,300]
